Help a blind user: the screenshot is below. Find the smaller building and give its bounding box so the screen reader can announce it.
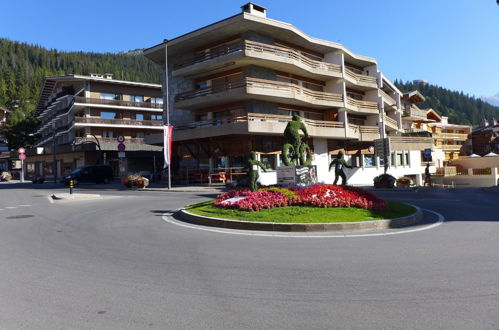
[472,119,499,156]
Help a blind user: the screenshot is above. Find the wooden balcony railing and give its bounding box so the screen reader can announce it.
[383,115,398,128]
[244,40,342,74]
[74,96,163,109]
[433,132,469,139]
[346,97,378,112]
[175,77,344,104]
[75,117,163,127]
[379,89,396,107]
[175,112,345,131]
[174,40,342,75]
[344,68,377,86]
[403,107,427,119]
[440,144,463,151]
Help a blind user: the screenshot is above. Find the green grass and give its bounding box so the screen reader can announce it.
[185,201,416,223]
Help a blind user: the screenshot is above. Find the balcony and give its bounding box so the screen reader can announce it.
[73,136,162,151]
[379,89,397,109]
[174,77,344,110]
[345,97,379,114]
[73,97,163,111]
[344,68,378,89]
[173,112,349,141]
[433,132,469,140]
[74,117,163,129]
[403,107,428,120]
[440,144,463,151]
[173,40,343,79]
[383,115,399,130]
[348,124,380,141]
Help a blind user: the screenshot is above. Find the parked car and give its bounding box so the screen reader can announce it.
[61,165,113,185]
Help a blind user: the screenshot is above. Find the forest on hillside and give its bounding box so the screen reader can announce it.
[395,80,499,125]
[0,38,162,124]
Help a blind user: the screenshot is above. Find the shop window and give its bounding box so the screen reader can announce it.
[363,154,376,167]
[260,154,276,170]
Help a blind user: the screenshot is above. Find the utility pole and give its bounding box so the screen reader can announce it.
[164,39,171,190]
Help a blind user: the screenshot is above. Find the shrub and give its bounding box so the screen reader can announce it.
[215,189,289,211]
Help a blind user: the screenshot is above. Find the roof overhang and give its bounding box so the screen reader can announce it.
[402,90,425,104]
[144,12,377,68]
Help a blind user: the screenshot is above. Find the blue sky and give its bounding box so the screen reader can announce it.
[1,0,498,97]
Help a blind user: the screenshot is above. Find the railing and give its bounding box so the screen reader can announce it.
[379,89,396,107]
[440,144,463,151]
[383,115,398,128]
[344,67,377,86]
[74,137,146,145]
[175,77,344,104]
[176,112,345,131]
[244,40,342,74]
[403,107,427,119]
[74,117,163,127]
[433,132,469,139]
[435,167,493,176]
[346,97,378,112]
[359,126,380,134]
[173,40,342,75]
[74,97,163,109]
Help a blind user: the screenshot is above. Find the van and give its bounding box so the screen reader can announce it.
[61,165,113,185]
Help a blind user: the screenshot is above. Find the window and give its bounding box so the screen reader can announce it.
[260,154,276,170]
[100,112,116,119]
[348,155,359,167]
[152,114,163,121]
[302,82,323,92]
[150,97,163,104]
[132,113,144,120]
[397,153,404,166]
[102,130,114,138]
[303,112,323,121]
[134,132,145,138]
[405,152,410,166]
[130,95,144,102]
[100,93,117,100]
[364,154,376,167]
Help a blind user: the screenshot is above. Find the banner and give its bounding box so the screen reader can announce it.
[163,125,173,168]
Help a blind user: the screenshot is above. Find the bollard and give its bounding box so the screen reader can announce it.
[69,180,74,195]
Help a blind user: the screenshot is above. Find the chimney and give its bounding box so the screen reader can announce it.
[241,2,267,18]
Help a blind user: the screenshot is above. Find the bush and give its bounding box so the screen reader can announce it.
[214,189,289,211]
[122,173,149,188]
[373,174,396,188]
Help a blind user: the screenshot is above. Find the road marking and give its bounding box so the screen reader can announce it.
[161,209,445,238]
[19,204,32,207]
[5,207,18,209]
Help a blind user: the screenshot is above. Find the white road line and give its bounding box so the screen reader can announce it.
[161,209,445,238]
[5,207,17,209]
[19,205,31,207]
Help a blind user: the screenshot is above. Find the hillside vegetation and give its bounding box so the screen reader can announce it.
[395,80,499,125]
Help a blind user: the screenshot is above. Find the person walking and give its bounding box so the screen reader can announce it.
[424,163,432,187]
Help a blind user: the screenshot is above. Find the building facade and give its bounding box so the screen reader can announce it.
[29,74,164,179]
[472,119,499,156]
[144,2,432,185]
[0,107,10,170]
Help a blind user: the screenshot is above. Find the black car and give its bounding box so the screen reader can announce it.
[62,165,113,185]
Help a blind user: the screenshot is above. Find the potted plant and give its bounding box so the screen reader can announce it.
[122,173,150,189]
[396,176,413,188]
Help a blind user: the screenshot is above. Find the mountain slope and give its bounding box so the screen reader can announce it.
[395,80,499,125]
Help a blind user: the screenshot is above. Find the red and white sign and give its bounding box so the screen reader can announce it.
[163,125,173,168]
[117,135,125,143]
[18,147,26,154]
[19,154,26,160]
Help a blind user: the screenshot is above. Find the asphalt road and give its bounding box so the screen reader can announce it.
[0,183,498,329]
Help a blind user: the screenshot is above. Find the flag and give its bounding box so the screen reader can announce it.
[163,125,173,168]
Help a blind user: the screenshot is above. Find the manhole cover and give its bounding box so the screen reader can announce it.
[5,215,34,219]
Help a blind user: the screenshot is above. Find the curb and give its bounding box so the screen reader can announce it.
[177,205,423,232]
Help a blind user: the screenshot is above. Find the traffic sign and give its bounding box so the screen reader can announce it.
[117,135,125,143]
[424,148,432,158]
[19,154,26,160]
[117,143,126,152]
[18,147,26,154]
[118,151,126,158]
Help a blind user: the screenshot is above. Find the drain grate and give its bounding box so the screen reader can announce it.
[5,215,34,219]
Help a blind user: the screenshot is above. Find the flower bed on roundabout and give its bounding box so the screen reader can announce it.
[185,185,416,223]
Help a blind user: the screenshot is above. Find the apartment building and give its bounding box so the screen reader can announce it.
[29,74,164,178]
[472,119,499,156]
[405,105,472,165]
[144,2,432,185]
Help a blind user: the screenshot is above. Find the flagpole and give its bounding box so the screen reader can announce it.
[164,39,171,190]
